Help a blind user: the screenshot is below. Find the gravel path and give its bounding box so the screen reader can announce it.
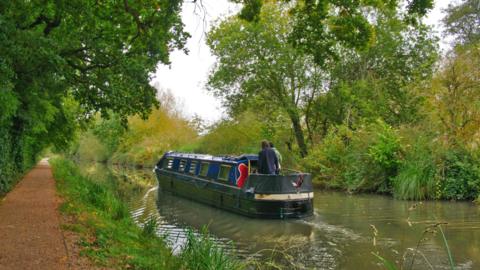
[0,159,68,270]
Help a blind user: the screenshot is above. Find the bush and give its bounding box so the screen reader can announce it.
[439,148,480,200]
[0,127,40,195]
[345,120,402,192]
[302,125,350,188]
[304,120,402,193]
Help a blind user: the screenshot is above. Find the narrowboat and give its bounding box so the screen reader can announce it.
[154,152,314,219]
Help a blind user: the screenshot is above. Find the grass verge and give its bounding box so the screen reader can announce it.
[51,157,244,269]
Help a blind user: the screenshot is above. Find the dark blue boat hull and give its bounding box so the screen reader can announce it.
[155,169,313,219]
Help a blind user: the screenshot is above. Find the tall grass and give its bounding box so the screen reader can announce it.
[142,216,160,237]
[180,228,244,270]
[391,134,436,200]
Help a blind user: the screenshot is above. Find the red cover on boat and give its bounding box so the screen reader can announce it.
[236,163,248,188]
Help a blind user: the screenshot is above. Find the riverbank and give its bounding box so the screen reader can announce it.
[50,157,244,269]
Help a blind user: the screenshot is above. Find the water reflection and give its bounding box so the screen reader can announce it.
[78,162,480,269]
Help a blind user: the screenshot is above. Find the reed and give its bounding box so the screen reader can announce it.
[393,138,436,200]
[179,227,244,270]
[142,216,159,237]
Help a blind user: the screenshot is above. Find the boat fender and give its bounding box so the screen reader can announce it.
[292,174,305,191]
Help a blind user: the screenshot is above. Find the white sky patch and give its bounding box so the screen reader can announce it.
[424,0,457,52]
[152,0,456,123]
[152,0,240,123]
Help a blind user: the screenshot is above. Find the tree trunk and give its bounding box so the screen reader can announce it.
[288,111,308,158]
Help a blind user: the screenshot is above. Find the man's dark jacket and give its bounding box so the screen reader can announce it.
[258,148,279,174]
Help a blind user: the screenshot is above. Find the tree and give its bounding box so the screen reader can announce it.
[0,1,188,193]
[428,46,480,146]
[2,0,188,120]
[442,0,480,47]
[233,0,434,66]
[312,9,438,132]
[207,4,325,157]
[197,111,265,155]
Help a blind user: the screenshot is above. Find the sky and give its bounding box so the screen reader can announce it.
[151,0,456,123]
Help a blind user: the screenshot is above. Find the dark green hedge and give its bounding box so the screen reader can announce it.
[0,126,39,195]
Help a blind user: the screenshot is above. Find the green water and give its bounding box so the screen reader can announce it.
[80,163,480,269]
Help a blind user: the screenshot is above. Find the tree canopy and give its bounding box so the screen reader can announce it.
[0,0,187,193]
[207,5,323,157]
[207,2,437,157]
[233,0,434,65]
[442,0,480,47]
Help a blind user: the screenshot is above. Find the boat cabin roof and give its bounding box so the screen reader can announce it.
[163,152,258,164]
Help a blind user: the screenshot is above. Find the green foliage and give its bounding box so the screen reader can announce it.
[368,122,402,171]
[209,2,437,158]
[302,126,350,188]
[51,157,243,269]
[439,148,480,201]
[74,91,198,167]
[426,45,480,146]
[0,0,188,193]
[314,10,438,131]
[303,121,402,192]
[343,121,402,192]
[207,3,322,157]
[93,114,125,157]
[392,135,437,200]
[74,131,110,162]
[196,111,265,156]
[0,128,16,194]
[285,0,432,65]
[142,216,159,237]
[304,119,480,201]
[52,157,179,268]
[112,103,198,166]
[180,228,244,270]
[237,0,262,21]
[442,0,480,46]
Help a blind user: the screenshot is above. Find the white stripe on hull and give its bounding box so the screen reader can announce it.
[254,192,314,201]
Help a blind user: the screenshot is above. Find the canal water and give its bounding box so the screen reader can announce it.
[81,163,480,269]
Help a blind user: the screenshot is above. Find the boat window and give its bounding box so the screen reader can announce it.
[179,159,187,172]
[163,158,174,169]
[189,161,198,174]
[199,162,209,177]
[218,165,231,181]
[249,160,258,174]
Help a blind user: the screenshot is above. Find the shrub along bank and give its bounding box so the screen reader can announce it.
[302,121,480,201]
[0,127,42,196]
[51,157,243,269]
[71,92,198,168]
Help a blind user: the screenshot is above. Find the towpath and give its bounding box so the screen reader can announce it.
[0,159,68,270]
